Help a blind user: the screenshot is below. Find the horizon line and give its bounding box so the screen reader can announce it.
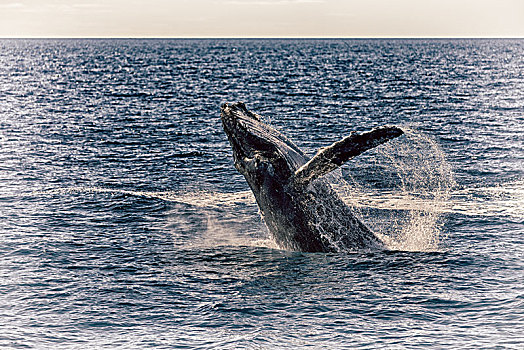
[1,36,523,40]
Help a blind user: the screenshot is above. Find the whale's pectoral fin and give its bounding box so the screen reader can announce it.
[292,126,404,185]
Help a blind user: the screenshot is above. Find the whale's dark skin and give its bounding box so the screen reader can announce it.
[221,102,404,252]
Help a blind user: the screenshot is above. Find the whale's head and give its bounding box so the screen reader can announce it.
[221,102,306,186]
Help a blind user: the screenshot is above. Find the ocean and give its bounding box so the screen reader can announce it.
[0,39,523,349]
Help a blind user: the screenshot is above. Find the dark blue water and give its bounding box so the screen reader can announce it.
[1,39,523,349]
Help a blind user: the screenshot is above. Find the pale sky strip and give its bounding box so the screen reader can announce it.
[0,0,522,38]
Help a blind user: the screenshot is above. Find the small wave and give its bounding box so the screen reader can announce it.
[449,180,524,219]
[35,187,256,209]
[341,180,524,220]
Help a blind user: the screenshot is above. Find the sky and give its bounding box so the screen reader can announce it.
[0,0,523,38]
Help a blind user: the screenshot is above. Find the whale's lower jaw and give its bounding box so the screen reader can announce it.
[221,102,403,253]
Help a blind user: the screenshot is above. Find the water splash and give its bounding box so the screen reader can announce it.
[197,213,277,249]
[333,128,455,252]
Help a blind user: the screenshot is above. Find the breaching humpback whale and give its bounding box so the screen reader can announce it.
[221,102,403,252]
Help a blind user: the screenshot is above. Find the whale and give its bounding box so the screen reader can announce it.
[221,102,404,252]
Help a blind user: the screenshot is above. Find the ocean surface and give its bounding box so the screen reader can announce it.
[1,39,523,349]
